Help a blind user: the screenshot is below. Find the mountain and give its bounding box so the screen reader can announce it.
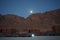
[27,9,60,27]
[0,9,60,36]
[0,14,28,30]
[27,9,60,32]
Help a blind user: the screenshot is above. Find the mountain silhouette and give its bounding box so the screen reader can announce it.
[0,9,60,36]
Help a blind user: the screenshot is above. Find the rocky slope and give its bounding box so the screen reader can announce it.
[0,14,28,30]
[0,9,60,35]
[27,9,60,31]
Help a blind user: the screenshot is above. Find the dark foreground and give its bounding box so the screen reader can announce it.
[0,36,60,40]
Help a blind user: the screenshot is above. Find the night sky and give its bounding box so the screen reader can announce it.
[0,0,60,18]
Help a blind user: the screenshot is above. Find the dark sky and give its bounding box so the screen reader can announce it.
[0,0,60,18]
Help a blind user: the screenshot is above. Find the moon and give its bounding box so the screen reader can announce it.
[30,10,33,13]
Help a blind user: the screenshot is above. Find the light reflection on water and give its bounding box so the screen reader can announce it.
[0,36,60,40]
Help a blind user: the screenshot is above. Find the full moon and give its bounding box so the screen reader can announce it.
[30,10,33,13]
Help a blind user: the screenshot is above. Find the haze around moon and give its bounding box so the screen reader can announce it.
[30,10,33,14]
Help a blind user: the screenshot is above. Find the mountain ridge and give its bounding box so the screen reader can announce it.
[0,9,60,35]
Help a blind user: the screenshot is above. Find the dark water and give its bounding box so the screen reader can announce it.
[0,36,60,40]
